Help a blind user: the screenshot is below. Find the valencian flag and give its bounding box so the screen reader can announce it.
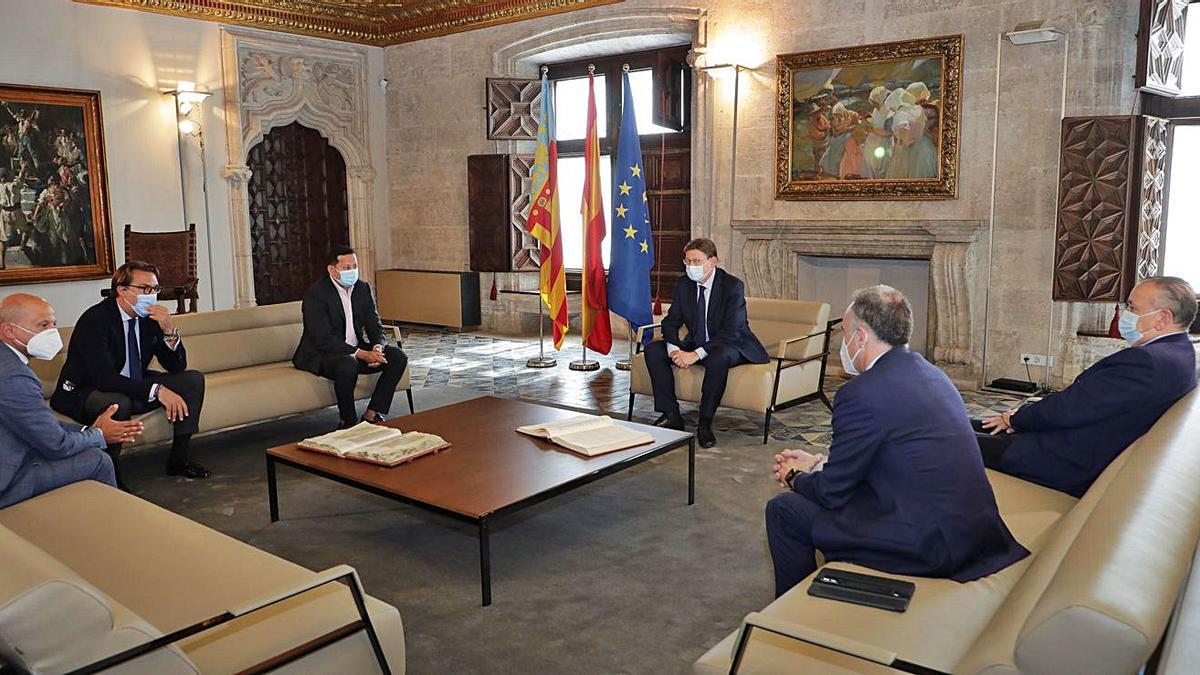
[607,70,655,343]
[580,68,612,354]
[527,71,569,349]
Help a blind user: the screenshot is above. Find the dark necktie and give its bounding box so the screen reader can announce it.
[127,317,142,381]
[697,284,707,345]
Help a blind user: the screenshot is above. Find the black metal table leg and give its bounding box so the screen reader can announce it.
[688,437,696,505]
[479,518,492,607]
[267,456,279,523]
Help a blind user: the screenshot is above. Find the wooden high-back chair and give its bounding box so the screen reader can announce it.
[104,223,200,314]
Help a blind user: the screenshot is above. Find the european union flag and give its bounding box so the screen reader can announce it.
[607,70,655,342]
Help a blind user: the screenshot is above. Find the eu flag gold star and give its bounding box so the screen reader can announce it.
[630,164,642,177]
[639,240,649,253]
[623,225,638,239]
[615,204,629,218]
[618,182,632,196]
[642,192,648,202]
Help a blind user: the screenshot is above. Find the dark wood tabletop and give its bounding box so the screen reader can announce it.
[267,396,692,520]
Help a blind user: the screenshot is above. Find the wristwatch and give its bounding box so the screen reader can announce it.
[784,467,801,489]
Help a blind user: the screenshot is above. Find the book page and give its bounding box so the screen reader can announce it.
[344,431,447,463]
[301,422,402,455]
[516,414,613,438]
[551,423,654,456]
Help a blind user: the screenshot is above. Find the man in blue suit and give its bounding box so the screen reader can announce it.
[979,276,1197,497]
[766,286,1027,597]
[645,238,769,448]
[0,294,143,509]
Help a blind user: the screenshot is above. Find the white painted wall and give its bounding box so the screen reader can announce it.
[0,0,391,324]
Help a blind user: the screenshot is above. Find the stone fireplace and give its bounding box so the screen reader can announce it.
[732,219,984,373]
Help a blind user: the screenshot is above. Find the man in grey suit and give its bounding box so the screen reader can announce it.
[0,294,143,509]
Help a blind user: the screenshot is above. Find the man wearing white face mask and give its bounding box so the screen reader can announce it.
[764,285,1026,597]
[645,238,769,448]
[293,245,408,430]
[977,276,1197,497]
[52,261,210,482]
[0,294,144,508]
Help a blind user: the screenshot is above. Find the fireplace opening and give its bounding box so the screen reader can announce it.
[795,256,931,356]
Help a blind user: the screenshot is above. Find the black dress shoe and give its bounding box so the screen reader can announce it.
[697,423,716,448]
[653,412,686,431]
[337,419,357,431]
[166,461,211,479]
[362,413,388,425]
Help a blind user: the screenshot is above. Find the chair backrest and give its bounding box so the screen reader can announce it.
[956,389,1200,674]
[746,298,831,360]
[124,224,197,288]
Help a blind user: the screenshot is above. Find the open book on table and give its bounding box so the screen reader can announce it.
[516,414,654,457]
[299,422,449,466]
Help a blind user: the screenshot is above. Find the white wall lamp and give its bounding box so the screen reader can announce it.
[164,81,217,310]
[980,25,1069,393]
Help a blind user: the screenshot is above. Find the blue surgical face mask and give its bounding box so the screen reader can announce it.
[336,269,359,288]
[132,294,157,318]
[1118,308,1159,344]
[686,264,707,282]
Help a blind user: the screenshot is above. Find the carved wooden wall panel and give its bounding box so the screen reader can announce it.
[508,155,540,270]
[1136,0,1190,95]
[487,78,541,140]
[1137,116,1169,281]
[1052,116,1139,302]
[247,122,349,306]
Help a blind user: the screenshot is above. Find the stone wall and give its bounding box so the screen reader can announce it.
[383,0,1141,387]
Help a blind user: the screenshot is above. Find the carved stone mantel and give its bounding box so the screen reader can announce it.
[733,219,983,365]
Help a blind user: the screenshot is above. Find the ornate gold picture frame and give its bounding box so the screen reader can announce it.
[776,34,962,201]
[0,83,114,284]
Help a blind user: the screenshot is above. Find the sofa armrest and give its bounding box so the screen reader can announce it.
[729,612,945,675]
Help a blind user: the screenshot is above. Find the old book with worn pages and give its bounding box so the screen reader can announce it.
[299,422,449,466]
[516,414,654,457]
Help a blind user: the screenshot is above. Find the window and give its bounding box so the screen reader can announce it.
[1163,123,1200,289]
[1186,4,1200,95]
[544,46,691,271]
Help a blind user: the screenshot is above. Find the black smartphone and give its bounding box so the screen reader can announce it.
[807,567,915,612]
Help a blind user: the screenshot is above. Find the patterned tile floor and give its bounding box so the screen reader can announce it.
[399,328,1023,448]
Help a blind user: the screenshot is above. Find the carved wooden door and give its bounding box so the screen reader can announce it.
[247,122,349,305]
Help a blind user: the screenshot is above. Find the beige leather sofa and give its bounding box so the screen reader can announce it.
[29,301,413,448]
[0,481,404,673]
[628,298,835,442]
[695,388,1200,674]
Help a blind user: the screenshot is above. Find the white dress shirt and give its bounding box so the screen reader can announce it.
[331,277,358,347]
[5,342,28,365]
[117,304,178,401]
[668,271,716,361]
[1142,330,1188,346]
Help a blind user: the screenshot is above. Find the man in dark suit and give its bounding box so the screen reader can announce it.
[766,285,1028,598]
[0,294,145,507]
[978,276,1197,497]
[644,238,769,448]
[293,246,408,430]
[52,261,209,482]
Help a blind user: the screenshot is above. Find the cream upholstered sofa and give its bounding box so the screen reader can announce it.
[0,481,404,673]
[29,301,413,448]
[628,298,836,443]
[695,387,1200,674]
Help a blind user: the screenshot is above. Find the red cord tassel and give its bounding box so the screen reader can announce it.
[1108,303,1121,338]
[489,273,498,302]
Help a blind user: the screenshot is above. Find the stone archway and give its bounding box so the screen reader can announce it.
[219,28,376,307]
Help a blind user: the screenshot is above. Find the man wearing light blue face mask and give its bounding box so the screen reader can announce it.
[977,276,1197,497]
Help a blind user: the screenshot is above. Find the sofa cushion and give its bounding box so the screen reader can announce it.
[0,481,405,673]
[0,522,197,674]
[178,323,304,374]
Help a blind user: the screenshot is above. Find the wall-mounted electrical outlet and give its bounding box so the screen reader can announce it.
[1020,353,1051,367]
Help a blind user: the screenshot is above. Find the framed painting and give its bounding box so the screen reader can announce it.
[776,34,963,201]
[0,83,114,284]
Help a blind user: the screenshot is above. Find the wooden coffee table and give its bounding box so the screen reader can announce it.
[266,396,695,606]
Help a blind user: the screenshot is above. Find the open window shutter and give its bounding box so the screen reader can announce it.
[1052,116,1140,302]
[652,51,687,131]
[1135,116,1170,282]
[486,78,542,140]
[468,154,514,272]
[508,155,540,271]
[1135,0,1190,95]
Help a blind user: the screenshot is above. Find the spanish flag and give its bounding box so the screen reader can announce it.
[580,68,612,354]
[527,72,569,349]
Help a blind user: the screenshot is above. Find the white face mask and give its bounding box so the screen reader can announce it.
[840,330,865,376]
[12,324,64,360]
[686,264,707,282]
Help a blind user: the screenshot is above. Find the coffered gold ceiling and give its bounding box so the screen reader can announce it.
[74,0,623,46]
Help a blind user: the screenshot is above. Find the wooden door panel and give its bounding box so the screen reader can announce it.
[248,122,349,306]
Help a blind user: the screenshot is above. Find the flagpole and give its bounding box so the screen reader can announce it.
[570,62,602,373]
[527,292,556,368]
